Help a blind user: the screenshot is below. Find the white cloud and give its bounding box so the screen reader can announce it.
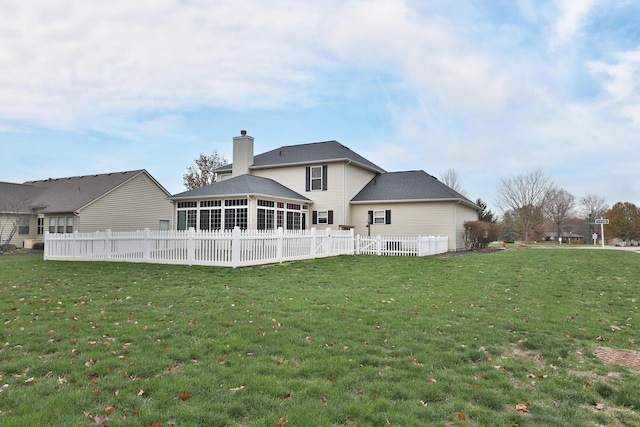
[549,0,598,49]
[320,0,513,114]
[0,0,336,128]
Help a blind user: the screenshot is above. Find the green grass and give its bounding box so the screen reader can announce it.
[1,248,639,426]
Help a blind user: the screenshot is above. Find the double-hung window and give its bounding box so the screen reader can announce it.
[18,217,30,234]
[306,165,328,191]
[312,210,334,225]
[368,210,391,225]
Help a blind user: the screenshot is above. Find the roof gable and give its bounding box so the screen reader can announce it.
[351,170,477,208]
[172,174,311,202]
[217,140,386,174]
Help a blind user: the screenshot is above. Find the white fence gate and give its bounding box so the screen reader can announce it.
[44,228,448,267]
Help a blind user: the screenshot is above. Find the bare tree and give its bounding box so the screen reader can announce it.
[543,188,576,240]
[183,150,228,190]
[494,168,554,242]
[580,194,609,220]
[440,169,467,196]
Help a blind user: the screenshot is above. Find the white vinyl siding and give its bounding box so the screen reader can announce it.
[77,172,173,232]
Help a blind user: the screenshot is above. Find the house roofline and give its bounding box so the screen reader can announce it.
[249,158,385,174]
[171,193,312,204]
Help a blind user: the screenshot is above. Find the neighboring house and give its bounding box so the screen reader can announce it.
[0,170,173,249]
[171,132,479,251]
[542,231,585,244]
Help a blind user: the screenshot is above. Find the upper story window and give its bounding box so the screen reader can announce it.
[306,165,328,191]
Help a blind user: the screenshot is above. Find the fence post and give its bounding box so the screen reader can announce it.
[187,227,195,265]
[355,234,360,255]
[105,230,112,260]
[72,230,78,259]
[232,226,241,267]
[310,228,317,258]
[325,228,332,256]
[276,227,283,263]
[376,235,382,256]
[350,228,355,254]
[143,228,151,262]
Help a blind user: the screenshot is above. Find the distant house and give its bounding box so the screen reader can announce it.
[0,170,173,249]
[171,132,479,251]
[542,231,585,244]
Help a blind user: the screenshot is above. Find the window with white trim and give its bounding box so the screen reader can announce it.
[368,210,391,225]
[306,165,328,191]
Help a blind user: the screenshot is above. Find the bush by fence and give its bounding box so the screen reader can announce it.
[462,221,501,250]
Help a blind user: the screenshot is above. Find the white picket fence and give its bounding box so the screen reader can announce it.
[44,228,448,267]
[355,235,449,257]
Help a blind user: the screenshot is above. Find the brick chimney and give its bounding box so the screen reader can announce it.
[232,130,254,177]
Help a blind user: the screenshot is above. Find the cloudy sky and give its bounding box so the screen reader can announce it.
[2,0,639,214]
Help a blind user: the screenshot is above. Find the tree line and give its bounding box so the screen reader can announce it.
[477,168,637,245]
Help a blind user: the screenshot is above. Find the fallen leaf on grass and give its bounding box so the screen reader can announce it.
[457,413,467,420]
[278,393,291,400]
[104,406,115,414]
[277,417,287,425]
[229,386,245,393]
[179,393,191,401]
[515,403,530,413]
[321,397,327,406]
[426,378,437,383]
[594,403,605,411]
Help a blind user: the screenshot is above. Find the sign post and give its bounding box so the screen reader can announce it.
[594,218,609,248]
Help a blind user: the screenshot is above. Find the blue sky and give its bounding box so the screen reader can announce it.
[2,0,640,214]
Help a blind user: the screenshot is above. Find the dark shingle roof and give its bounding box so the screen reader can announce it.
[0,182,46,213]
[23,170,151,213]
[216,140,386,174]
[351,171,478,208]
[172,174,311,202]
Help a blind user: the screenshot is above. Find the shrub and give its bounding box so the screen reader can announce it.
[463,221,501,250]
[31,242,45,250]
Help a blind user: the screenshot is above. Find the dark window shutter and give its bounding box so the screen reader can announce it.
[385,210,391,224]
[368,210,373,224]
[322,165,328,191]
[312,210,318,225]
[328,210,333,225]
[305,167,310,191]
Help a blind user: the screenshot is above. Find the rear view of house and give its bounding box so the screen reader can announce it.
[171,132,479,251]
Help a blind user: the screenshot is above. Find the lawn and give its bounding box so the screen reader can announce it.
[1,248,639,426]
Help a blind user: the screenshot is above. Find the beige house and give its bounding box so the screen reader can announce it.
[171,132,479,251]
[0,170,173,249]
